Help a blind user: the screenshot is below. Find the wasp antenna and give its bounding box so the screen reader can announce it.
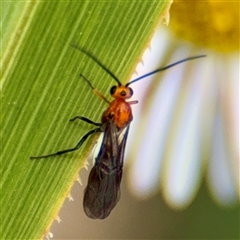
[126,55,206,86]
[70,44,122,86]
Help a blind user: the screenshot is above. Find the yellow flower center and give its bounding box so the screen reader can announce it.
[170,1,239,52]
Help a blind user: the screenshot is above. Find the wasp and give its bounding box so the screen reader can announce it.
[31,46,205,219]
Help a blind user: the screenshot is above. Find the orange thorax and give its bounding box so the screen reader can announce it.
[102,99,133,129]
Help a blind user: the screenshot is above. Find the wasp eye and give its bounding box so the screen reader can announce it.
[129,87,133,96]
[110,86,117,95]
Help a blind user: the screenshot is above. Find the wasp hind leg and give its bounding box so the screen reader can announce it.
[30,127,102,160]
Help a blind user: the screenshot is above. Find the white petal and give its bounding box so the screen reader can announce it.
[207,54,239,205]
[128,65,185,197]
[161,52,219,208]
[208,109,238,205]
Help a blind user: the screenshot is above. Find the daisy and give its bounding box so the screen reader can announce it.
[126,1,239,209]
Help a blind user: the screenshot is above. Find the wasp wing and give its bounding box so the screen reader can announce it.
[83,120,130,219]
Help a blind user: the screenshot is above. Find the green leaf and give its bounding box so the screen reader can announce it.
[2,1,170,239]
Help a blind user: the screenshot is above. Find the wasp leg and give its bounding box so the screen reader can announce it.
[30,128,102,160]
[70,116,101,126]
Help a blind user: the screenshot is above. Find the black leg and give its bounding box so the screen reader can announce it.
[30,128,102,160]
[70,116,101,126]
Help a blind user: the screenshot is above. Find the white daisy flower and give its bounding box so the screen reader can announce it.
[126,1,239,210]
